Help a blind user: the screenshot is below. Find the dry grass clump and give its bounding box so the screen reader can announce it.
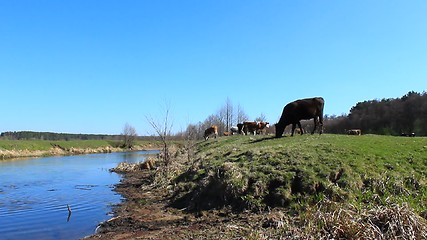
[1,145,121,160]
[367,204,427,239]
[0,149,48,159]
[151,145,192,187]
[304,201,427,239]
[110,157,157,173]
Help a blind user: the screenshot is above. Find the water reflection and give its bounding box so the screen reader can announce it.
[0,150,158,240]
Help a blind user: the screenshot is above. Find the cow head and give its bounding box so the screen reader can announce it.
[275,123,285,138]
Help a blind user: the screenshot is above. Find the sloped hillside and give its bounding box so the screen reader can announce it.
[171,134,427,214]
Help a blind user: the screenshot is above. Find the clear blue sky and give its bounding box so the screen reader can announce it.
[1,1,426,135]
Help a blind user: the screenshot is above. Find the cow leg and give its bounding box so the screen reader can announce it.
[297,122,303,135]
[311,117,318,134]
[319,115,324,135]
[291,124,296,136]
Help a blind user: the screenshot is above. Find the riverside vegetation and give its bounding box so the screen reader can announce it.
[0,140,162,159]
[90,134,427,239]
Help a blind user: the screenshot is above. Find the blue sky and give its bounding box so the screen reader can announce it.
[1,1,426,135]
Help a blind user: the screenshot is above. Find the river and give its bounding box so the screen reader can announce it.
[0,150,158,240]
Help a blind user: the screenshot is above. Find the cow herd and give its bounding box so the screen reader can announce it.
[204,97,326,140]
[203,97,420,140]
[204,121,270,140]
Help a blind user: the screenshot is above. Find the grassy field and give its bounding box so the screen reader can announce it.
[171,134,427,215]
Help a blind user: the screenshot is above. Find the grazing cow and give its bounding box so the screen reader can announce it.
[275,97,324,138]
[230,123,245,135]
[242,121,270,135]
[347,129,362,135]
[237,123,244,134]
[401,132,415,137]
[204,125,218,140]
[256,122,270,135]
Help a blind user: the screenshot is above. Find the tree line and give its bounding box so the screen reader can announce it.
[0,131,124,141]
[325,91,427,136]
[0,130,159,142]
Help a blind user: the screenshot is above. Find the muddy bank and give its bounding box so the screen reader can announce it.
[84,169,292,240]
[85,169,427,240]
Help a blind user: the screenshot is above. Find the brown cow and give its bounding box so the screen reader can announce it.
[204,125,218,140]
[256,121,270,135]
[242,121,270,135]
[223,131,232,136]
[275,97,324,137]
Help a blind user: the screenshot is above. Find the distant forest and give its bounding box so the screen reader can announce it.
[0,131,125,141]
[325,91,427,136]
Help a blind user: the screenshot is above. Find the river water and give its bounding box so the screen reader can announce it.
[0,150,158,240]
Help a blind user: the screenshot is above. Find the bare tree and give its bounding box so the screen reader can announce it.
[121,123,137,149]
[255,113,267,122]
[224,98,234,131]
[183,123,198,162]
[146,105,173,165]
[217,98,234,134]
[236,104,249,124]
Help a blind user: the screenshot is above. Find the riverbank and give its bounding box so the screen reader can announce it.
[86,135,427,239]
[86,170,292,240]
[0,140,162,160]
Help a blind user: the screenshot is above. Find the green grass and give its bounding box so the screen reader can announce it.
[172,134,427,213]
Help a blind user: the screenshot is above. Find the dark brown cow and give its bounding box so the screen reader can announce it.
[401,132,415,137]
[242,121,270,135]
[230,123,244,135]
[275,97,324,137]
[347,129,362,135]
[204,125,218,140]
[237,123,244,134]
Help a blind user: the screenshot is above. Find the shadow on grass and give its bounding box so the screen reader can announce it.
[247,136,279,144]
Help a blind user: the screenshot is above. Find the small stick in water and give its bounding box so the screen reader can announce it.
[67,204,72,222]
